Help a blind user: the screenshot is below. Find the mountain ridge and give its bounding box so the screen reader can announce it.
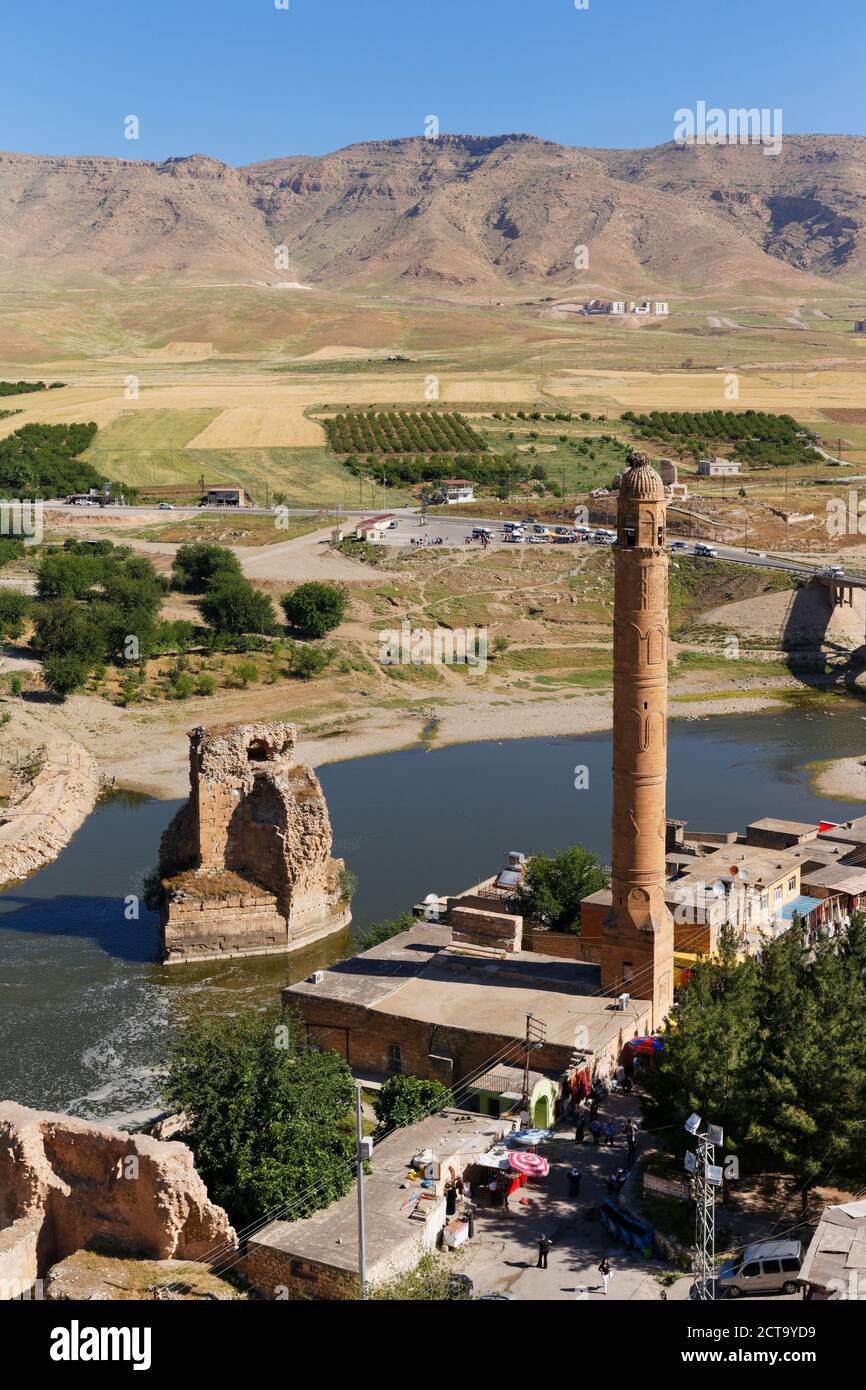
[1,133,864,294]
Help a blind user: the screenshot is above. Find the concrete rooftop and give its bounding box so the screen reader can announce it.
[288,922,648,1055]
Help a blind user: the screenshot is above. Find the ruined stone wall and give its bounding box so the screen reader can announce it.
[0,1102,236,1298]
[159,722,350,963]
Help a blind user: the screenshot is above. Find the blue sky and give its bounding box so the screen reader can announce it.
[2,0,863,164]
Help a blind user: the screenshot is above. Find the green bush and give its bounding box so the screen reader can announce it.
[373,1076,453,1135]
[43,652,89,698]
[286,643,330,680]
[195,673,217,696]
[198,575,278,637]
[281,582,347,638]
[0,590,31,641]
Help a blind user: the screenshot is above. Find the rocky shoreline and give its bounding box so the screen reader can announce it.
[0,738,102,889]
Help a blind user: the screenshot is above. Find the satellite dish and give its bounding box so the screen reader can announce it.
[712,880,727,898]
[424,893,439,905]
[739,867,750,883]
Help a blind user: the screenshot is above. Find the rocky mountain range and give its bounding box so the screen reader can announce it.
[1,133,864,295]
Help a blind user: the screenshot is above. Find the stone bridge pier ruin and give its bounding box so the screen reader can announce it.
[158,722,351,963]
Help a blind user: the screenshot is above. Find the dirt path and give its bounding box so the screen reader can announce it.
[239,528,381,583]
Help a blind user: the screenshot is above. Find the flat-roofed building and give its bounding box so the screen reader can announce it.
[799,1198,866,1300]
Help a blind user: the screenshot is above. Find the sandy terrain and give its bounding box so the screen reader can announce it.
[239,527,383,583]
[812,753,866,801]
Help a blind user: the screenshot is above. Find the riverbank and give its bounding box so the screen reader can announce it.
[0,735,101,889]
[0,669,845,804]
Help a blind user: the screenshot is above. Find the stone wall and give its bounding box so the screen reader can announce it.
[0,1102,236,1298]
[159,722,350,963]
[522,927,601,964]
[294,994,576,1085]
[450,904,523,953]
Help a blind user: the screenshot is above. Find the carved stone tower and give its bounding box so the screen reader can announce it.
[603,452,674,1025]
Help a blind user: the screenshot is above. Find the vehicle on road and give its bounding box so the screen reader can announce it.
[694,543,718,558]
[386,519,398,529]
[670,541,688,553]
[528,535,548,544]
[158,503,174,510]
[718,1240,804,1299]
[819,565,845,579]
[472,527,493,541]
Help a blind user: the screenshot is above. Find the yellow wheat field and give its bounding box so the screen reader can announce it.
[187,406,325,448]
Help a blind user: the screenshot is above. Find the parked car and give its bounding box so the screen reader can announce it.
[472,527,493,541]
[528,535,548,544]
[694,543,718,558]
[718,1240,804,1299]
[386,519,398,529]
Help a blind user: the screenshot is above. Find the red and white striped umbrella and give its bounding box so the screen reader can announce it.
[508,1151,550,1178]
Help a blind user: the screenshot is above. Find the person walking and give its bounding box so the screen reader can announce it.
[464,1201,476,1240]
[604,1120,616,1147]
[537,1234,553,1270]
[568,1167,582,1198]
[598,1257,612,1295]
[590,1117,601,1145]
[575,1113,585,1144]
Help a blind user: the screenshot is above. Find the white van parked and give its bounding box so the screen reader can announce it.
[718,1240,804,1299]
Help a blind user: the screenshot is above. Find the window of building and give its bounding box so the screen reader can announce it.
[623,961,633,982]
[774,887,782,904]
[387,1043,403,1075]
[787,877,796,892]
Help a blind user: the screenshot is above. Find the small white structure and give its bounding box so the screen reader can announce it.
[355,512,396,540]
[697,458,742,478]
[441,479,474,505]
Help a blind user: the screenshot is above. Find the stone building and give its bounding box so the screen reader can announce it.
[159,722,351,963]
[243,1109,513,1300]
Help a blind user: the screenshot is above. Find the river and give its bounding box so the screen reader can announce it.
[0,703,862,1125]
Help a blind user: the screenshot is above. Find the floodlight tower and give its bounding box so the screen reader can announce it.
[685,1113,724,1300]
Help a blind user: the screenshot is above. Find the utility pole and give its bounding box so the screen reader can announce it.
[520,1013,547,1115]
[355,1084,371,1301]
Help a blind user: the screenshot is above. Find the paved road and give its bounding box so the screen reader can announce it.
[42,500,866,587]
[370,513,866,586]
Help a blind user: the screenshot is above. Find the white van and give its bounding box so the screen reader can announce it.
[718,1240,803,1299]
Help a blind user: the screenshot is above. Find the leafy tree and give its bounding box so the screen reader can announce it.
[0,590,31,641]
[36,550,103,600]
[198,575,277,637]
[171,541,241,592]
[43,652,89,698]
[515,845,608,933]
[163,1007,355,1227]
[641,926,763,1159]
[373,1076,453,1135]
[32,598,107,667]
[281,582,347,638]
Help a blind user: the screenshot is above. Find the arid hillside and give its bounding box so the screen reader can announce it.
[1,134,864,294]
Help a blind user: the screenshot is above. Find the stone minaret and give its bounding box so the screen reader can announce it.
[603,452,674,1026]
